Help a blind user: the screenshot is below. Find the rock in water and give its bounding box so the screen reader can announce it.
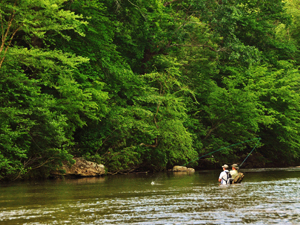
[172,165,195,173]
[187,168,195,173]
[52,157,105,177]
[173,166,188,172]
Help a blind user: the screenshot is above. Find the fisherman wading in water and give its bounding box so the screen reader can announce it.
[218,164,231,185]
[230,164,239,180]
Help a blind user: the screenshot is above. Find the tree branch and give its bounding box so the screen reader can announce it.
[164,0,180,7]
[0,14,4,45]
[140,138,158,148]
[0,0,17,54]
[0,24,22,69]
[0,15,14,55]
[169,43,226,52]
[203,121,224,140]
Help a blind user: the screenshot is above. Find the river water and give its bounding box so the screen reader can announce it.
[0,168,300,224]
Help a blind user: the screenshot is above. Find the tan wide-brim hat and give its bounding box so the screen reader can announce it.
[222,164,229,169]
[232,164,239,169]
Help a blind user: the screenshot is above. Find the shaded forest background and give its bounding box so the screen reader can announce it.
[1,0,300,180]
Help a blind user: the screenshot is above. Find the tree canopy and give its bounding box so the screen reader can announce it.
[1,0,300,180]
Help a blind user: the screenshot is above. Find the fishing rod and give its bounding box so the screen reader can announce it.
[151,137,261,185]
[183,137,261,167]
[238,137,261,168]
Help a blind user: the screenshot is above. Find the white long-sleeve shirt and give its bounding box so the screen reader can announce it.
[219,170,230,184]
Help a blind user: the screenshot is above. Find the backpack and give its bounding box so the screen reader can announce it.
[223,171,232,184]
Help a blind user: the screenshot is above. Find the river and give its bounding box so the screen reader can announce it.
[0,168,300,224]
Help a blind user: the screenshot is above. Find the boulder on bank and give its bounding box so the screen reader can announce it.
[172,166,195,173]
[52,157,105,177]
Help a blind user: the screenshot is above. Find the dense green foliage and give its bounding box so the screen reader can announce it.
[1,0,300,180]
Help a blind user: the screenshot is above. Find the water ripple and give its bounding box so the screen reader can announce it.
[0,171,300,224]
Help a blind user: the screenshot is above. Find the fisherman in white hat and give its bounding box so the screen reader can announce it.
[218,164,231,185]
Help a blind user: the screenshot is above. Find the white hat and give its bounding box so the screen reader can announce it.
[222,164,229,169]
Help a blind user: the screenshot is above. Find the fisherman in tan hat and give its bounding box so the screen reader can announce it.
[230,164,239,179]
[218,164,231,184]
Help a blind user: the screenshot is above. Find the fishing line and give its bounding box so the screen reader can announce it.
[239,137,261,168]
[183,137,261,167]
